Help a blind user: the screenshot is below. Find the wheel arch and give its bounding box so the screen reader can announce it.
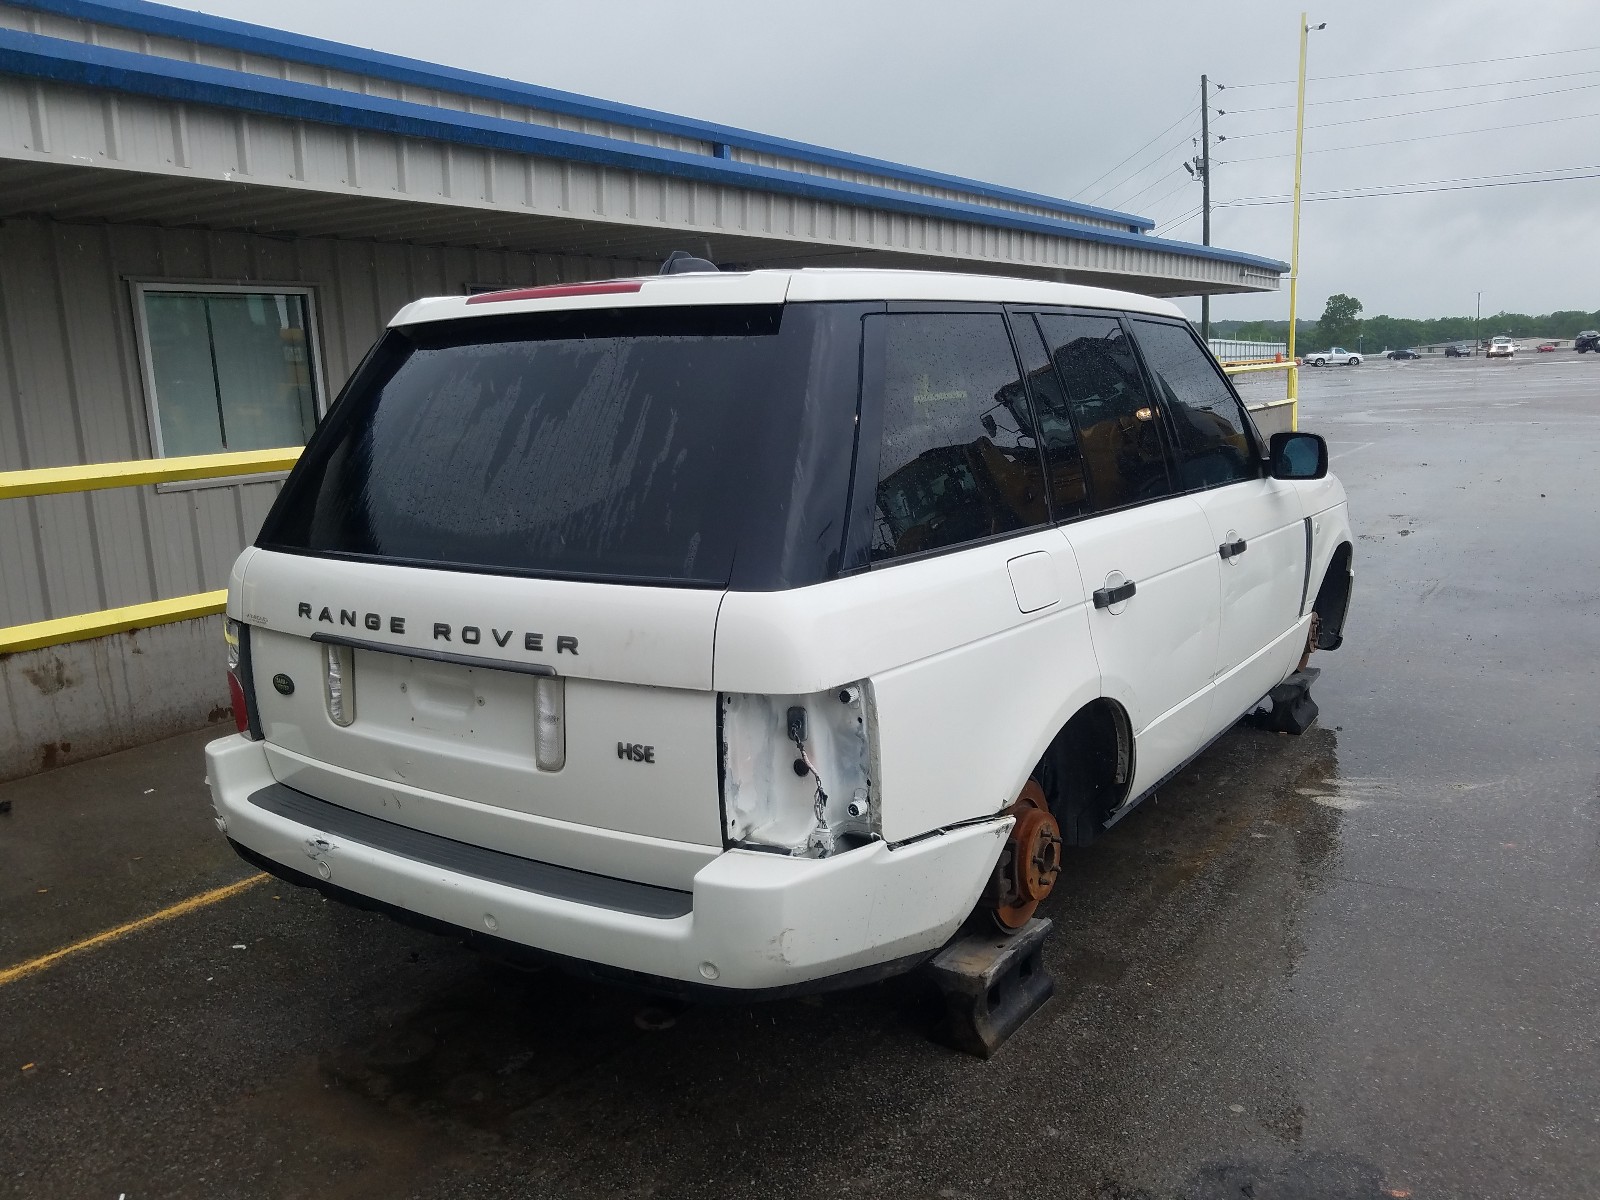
[1031,696,1135,844]
[1312,541,1354,650]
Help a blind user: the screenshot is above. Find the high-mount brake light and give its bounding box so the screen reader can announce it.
[323,643,356,727]
[465,280,644,304]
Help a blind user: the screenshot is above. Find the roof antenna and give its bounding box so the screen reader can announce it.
[659,250,720,274]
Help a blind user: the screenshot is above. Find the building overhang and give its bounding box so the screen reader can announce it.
[0,3,1287,296]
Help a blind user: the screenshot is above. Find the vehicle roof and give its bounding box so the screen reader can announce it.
[389,269,1188,327]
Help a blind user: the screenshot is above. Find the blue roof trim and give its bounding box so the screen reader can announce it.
[12,0,1157,232]
[0,29,1290,275]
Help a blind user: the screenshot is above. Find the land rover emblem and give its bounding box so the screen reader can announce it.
[272,673,295,696]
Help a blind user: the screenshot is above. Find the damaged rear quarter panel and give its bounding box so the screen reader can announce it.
[715,530,1099,844]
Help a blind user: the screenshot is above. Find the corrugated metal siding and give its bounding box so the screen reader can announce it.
[729,149,1130,232]
[0,1,1150,234]
[0,214,654,626]
[0,4,718,157]
[0,81,1268,294]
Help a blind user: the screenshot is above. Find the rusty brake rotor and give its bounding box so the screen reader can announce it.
[990,779,1063,931]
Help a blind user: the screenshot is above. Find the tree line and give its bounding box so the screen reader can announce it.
[1215,295,1600,351]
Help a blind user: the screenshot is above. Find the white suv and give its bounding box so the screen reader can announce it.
[1304,346,1362,366]
[208,268,1354,996]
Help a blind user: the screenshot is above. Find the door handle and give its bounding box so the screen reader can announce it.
[1092,580,1137,609]
[1218,538,1248,560]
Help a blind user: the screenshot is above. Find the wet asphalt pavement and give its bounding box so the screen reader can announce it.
[3,350,1599,1199]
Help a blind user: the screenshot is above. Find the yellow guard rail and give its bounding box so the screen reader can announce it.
[1,360,1302,657]
[0,447,301,654]
[1222,359,1300,431]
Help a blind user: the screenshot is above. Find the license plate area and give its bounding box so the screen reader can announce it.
[357,649,537,756]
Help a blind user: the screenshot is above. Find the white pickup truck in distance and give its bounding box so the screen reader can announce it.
[1304,346,1362,366]
[207,266,1355,997]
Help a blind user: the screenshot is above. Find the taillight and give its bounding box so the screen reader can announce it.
[227,673,250,734]
[323,643,357,727]
[224,618,260,740]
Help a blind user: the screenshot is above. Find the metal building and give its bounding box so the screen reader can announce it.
[0,0,1288,779]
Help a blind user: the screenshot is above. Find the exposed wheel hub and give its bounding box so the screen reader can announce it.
[990,780,1063,931]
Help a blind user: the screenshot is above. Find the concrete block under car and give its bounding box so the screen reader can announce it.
[926,917,1054,1058]
[1247,667,1321,735]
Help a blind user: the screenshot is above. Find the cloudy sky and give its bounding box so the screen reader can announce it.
[172,0,1600,324]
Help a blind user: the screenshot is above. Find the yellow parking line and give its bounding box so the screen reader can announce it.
[0,873,268,988]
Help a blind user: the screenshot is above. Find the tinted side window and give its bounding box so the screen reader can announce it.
[865,313,1046,563]
[1009,314,1089,521]
[1130,318,1258,490]
[1035,313,1173,511]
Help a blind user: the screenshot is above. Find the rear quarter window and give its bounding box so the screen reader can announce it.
[860,311,1047,564]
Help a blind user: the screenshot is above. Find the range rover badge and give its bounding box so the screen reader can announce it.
[272,673,295,696]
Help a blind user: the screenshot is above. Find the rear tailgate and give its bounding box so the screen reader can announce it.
[238,550,724,885]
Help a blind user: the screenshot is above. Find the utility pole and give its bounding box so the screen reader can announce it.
[1287,14,1323,431]
[1476,291,1482,356]
[1200,73,1212,344]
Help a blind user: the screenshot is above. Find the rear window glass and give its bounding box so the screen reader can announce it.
[261,307,785,586]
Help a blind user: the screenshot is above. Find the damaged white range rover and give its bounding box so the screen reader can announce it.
[208,265,1353,996]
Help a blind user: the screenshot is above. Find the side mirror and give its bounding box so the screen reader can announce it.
[1269,431,1328,480]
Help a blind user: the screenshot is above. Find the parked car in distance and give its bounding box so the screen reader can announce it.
[1445,342,1473,357]
[204,265,1354,996]
[1537,342,1558,353]
[1305,346,1363,366]
[1387,348,1420,360]
[1486,335,1516,359]
[1575,330,1600,353]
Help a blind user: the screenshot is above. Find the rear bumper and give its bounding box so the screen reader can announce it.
[206,735,1010,992]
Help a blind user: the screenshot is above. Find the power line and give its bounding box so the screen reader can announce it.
[1221,66,1600,113]
[1222,80,1600,139]
[1154,206,1204,237]
[1072,104,1198,201]
[1222,42,1600,89]
[1085,119,1202,208]
[1114,163,1191,211]
[1140,176,1200,222]
[1216,108,1600,164]
[1226,164,1600,202]
[1218,169,1600,207]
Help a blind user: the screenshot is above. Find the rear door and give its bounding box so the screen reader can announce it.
[240,554,726,853]
[1022,311,1222,797]
[241,301,857,887]
[1127,317,1308,731]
